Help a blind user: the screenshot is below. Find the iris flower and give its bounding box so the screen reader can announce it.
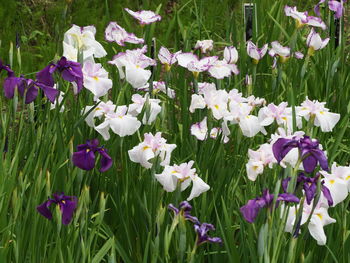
[1,61,59,103]
[315,0,346,19]
[63,24,107,61]
[168,201,200,224]
[155,161,210,201]
[284,6,326,30]
[306,29,329,55]
[128,132,176,169]
[246,41,268,64]
[72,139,112,172]
[282,174,333,206]
[158,46,181,71]
[272,135,328,173]
[240,189,299,223]
[297,97,339,132]
[105,22,144,46]
[37,56,84,93]
[37,193,78,225]
[284,200,336,245]
[194,40,214,53]
[124,8,162,25]
[82,61,112,99]
[194,223,222,246]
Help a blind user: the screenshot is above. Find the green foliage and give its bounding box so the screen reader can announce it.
[0,0,350,262]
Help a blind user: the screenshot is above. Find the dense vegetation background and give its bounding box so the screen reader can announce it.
[1,0,350,262]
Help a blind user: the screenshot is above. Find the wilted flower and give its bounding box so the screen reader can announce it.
[194,223,222,246]
[72,138,112,172]
[168,201,200,224]
[37,193,78,225]
[105,22,144,46]
[124,8,162,25]
[194,40,214,53]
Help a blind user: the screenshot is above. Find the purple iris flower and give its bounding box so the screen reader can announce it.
[282,174,333,206]
[315,0,346,19]
[240,189,299,223]
[36,56,83,93]
[1,60,60,103]
[194,223,222,246]
[273,136,328,173]
[168,201,200,224]
[37,192,77,225]
[72,139,112,172]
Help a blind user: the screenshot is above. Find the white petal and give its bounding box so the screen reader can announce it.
[187,176,210,201]
[95,120,111,141]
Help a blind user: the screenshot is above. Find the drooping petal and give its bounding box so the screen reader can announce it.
[187,176,210,201]
[98,148,113,172]
[61,197,78,225]
[37,200,54,220]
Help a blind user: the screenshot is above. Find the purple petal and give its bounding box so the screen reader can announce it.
[179,201,192,212]
[36,64,56,87]
[277,193,300,203]
[184,214,200,224]
[303,181,317,204]
[282,177,291,192]
[36,82,60,103]
[3,77,23,99]
[60,197,78,225]
[311,149,329,171]
[37,200,54,220]
[314,0,325,16]
[272,138,296,163]
[72,149,96,170]
[168,204,179,214]
[97,148,113,172]
[207,237,223,244]
[240,200,262,223]
[322,185,333,206]
[25,83,39,104]
[302,155,318,173]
